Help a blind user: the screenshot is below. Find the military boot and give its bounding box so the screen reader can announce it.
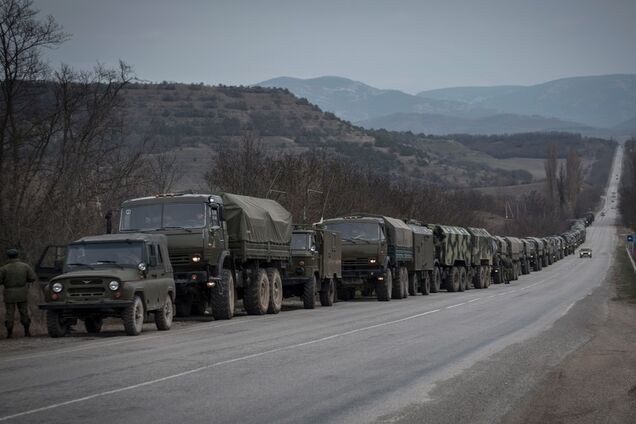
[23,323,31,337]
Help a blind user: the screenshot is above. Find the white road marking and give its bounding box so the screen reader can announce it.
[0,308,442,422]
[446,302,466,309]
[467,298,481,303]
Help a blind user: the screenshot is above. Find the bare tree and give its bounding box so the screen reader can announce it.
[544,143,558,208]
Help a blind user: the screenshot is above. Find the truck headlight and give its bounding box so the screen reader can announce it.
[52,282,63,293]
[192,254,202,263]
[108,280,120,291]
[369,258,377,264]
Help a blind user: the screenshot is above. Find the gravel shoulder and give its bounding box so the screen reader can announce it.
[502,241,636,424]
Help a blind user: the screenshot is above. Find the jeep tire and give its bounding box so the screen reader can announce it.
[123,295,145,336]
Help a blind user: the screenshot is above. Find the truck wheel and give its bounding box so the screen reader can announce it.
[409,273,419,296]
[267,268,283,314]
[303,275,316,309]
[320,278,335,306]
[211,270,235,320]
[473,266,483,289]
[483,267,491,288]
[154,294,174,331]
[376,272,392,301]
[448,267,460,292]
[420,272,431,295]
[400,267,409,298]
[84,317,103,334]
[47,310,68,338]
[123,295,145,336]
[458,267,467,292]
[244,268,270,315]
[431,268,441,293]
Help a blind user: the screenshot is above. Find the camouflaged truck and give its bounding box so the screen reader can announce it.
[37,234,175,337]
[520,239,535,275]
[526,237,548,269]
[427,225,472,292]
[284,226,342,308]
[467,227,494,289]
[322,215,413,301]
[541,237,555,265]
[406,222,436,295]
[492,236,511,284]
[120,193,292,319]
[504,237,524,280]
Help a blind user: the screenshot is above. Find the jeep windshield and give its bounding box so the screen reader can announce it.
[324,222,382,242]
[66,242,144,268]
[120,202,206,231]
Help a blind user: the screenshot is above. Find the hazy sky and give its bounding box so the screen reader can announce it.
[33,0,636,93]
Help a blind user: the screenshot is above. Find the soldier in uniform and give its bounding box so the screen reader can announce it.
[0,249,37,338]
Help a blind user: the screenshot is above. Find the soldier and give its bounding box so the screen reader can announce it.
[0,249,37,338]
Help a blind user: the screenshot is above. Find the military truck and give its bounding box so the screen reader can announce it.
[520,239,534,275]
[322,215,413,301]
[407,222,436,295]
[491,236,510,284]
[427,225,472,292]
[467,227,493,289]
[284,226,341,308]
[526,237,547,269]
[37,234,175,337]
[542,237,555,265]
[119,193,292,319]
[504,237,524,280]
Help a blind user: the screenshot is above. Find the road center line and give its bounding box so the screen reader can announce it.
[0,308,442,422]
[467,298,481,303]
[446,303,466,309]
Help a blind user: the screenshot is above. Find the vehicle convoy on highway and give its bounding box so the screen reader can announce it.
[119,192,293,319]
[37,234,175,337]
[580,247,593,258]
[285,226,342,308]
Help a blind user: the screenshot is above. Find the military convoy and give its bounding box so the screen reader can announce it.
[34,190,592,337]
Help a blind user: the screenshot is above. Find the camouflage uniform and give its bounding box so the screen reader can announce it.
[0,255,37,337]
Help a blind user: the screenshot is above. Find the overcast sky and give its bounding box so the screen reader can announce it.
[33,0,636,93]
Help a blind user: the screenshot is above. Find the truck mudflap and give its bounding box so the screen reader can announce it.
[38,300,134,310]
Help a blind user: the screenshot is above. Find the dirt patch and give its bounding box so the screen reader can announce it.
[502,242,636,424]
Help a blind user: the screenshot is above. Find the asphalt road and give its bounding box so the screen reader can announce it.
[0,145,623,424]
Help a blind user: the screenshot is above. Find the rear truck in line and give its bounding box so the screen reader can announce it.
[322,215,413,301]
[36,234,175,337]
[504,236,524,280]
[119,192,292,319]
[284,226,341,308]
[467,227,493,289]
[520,239,534,275]
[427,224,472,292]
[406,222,436,295]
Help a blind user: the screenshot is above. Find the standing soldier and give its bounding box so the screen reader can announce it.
[0,249,37,338]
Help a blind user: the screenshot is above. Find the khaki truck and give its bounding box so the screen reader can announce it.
[427,224,472,292]
[504,237,524,280]
[520,239,534,275]
[467,227,493,289]
[526,237,547,269]
[322,215,413,301]
[37,234,175,337]
[120,192,292,319]
[407,222,436,295]
[492,236,511,284]
[285,227,342,308]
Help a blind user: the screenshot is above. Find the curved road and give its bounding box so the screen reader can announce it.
[0,145,623,424]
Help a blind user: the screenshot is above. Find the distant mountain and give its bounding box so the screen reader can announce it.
[615,116,636,131]
[357,112,600,136]
[418,74,636,128]
[257,76,495,123]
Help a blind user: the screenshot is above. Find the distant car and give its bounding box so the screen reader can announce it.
[579,248,592,258]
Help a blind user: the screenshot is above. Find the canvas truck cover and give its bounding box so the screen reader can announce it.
[467,227,493,266]
[222,193,292,244]
[383,216,413,249]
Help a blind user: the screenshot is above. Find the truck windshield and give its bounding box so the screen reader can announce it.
[324,222,380,242]
[121,203,206,230]
[66,242,144,268]
[291,233,312,251]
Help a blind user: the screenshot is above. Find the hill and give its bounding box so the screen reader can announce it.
[257,76,494,123]
[418,74,636,128]
[358,112,597,136]
[615,116,636,131]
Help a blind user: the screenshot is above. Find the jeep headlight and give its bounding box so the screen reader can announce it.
[192,254,202,263]
[108,280,120,291]
[51,282,63,293]
[369,258,377,264]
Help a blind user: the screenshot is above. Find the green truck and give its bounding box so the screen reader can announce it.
[492,236,511,284]
[37,233,175,337]
[504,236,524,280]
[467,227,494,289]
[322,215,413,301]
[285,226,342,308]
[406,222,436,295]
[119,192,292,319]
